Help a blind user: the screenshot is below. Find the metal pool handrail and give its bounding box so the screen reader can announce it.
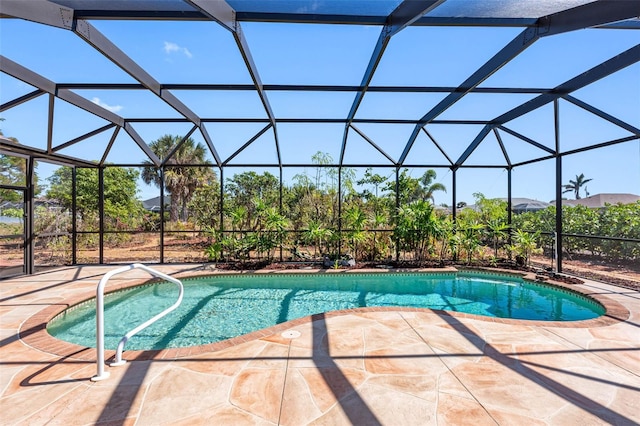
[91,263,183,382]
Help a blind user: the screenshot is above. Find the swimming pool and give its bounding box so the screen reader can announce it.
[47,271,604,351]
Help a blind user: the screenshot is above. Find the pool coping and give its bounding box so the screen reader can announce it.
[20,267,630,363]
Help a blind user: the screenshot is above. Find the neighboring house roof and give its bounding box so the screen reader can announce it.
[511,200,552,213]
[502,197,546,206]
[142,196,171,212]
[464,197,551,213]
[0,201,22,210]
[561,193,640,208]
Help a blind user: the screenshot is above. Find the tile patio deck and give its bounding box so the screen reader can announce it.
[1,265,639,425]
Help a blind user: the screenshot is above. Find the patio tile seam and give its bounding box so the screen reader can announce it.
[538,326,640,379]
[11,376,89,425]
[276,340,293,425]
[398,311,500,425]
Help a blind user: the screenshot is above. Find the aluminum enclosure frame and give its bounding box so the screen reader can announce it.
[1,0,639,274]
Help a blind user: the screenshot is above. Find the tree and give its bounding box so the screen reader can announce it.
[357,168,388,200]
[563,173,592,199]
[384,169,446,205]
[141,135,214,222]
[419,169,447,203]
[394,200,438,261]
[356,167,389,218]
[46,166,144,230]
[225,171,279,229]
[287,154,339,228]
[510,229,542,267]
[187,182,221,230]
[0,134,40,200]
[343,205,367,260]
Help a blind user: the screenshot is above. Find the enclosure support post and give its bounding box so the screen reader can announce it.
[71,167,77,265]
[554,99,563,273]
[159,167,165,264]
[394,166,400,262]
[219,167,224,239]
[507,167,512,251]
[279,166,284,262]
[555,156,563,273]
[338,165,342,258]
[98,167,104,264]
[451,167,457,262]
[24,157,35,275]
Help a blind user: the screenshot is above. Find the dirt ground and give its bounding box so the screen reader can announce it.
[531,255,640,290]
[2,237,639,290]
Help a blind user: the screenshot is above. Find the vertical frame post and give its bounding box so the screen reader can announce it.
[24,157,35,274]
[219,167,224,258]
[554,100,563,273]
[451,167,457,262]
[394,166,400,262]
[98,167,104,264]
[555,156,563,273]
[279,166,284,262]
[338,165,342,258]
[71,167,77,265]
[507,167,512,250]
[159,167,165,263]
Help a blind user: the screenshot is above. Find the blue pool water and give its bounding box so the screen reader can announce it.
[47,272,604,351]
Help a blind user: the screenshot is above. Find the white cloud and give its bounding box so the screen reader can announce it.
[91,97,123,113]
[164,41,192,58]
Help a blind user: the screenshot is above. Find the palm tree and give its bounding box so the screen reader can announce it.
[510,229,541,267]
[419,169,447,203]
[344,205,367,260]
[305,220,332,258]
[142,135,213,222]
[486,219,510,258]
[563,173,592,200]
[387,169,446,205]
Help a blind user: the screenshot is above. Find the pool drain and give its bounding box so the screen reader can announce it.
[281,330,301,339]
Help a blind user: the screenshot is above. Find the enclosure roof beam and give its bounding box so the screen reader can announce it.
[99,126,120,167]
[186,0,281,166]
[538,0,640,37]
[399,1,640,165]
[421,127,454,166]
[183,0,235,31]
[340,0,446,165]
[562,95,640,136]
[398,27,541,164]
[496,126,556,155]
[1,0,206,166]
[0,138,99,168]
[457,44,640,166]
[346,0,447,122]
[0,55,124,125]
[0,56,163,165]
[56,83,557,94]
[454,125,493,167]
[71,19,201,126]
[198,124,222,167]
[0,89,45,112]
[349,125,397,166]
[223,124,273,166]
[4,0,202,125]
[52,123,116,153]
[560,135,640,157]
[493,128,511,167]
[490,44,640,126]
[0,0,74,29]
[160,125,199,168]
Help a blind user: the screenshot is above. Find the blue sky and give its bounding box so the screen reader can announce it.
[1,16,639,205]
